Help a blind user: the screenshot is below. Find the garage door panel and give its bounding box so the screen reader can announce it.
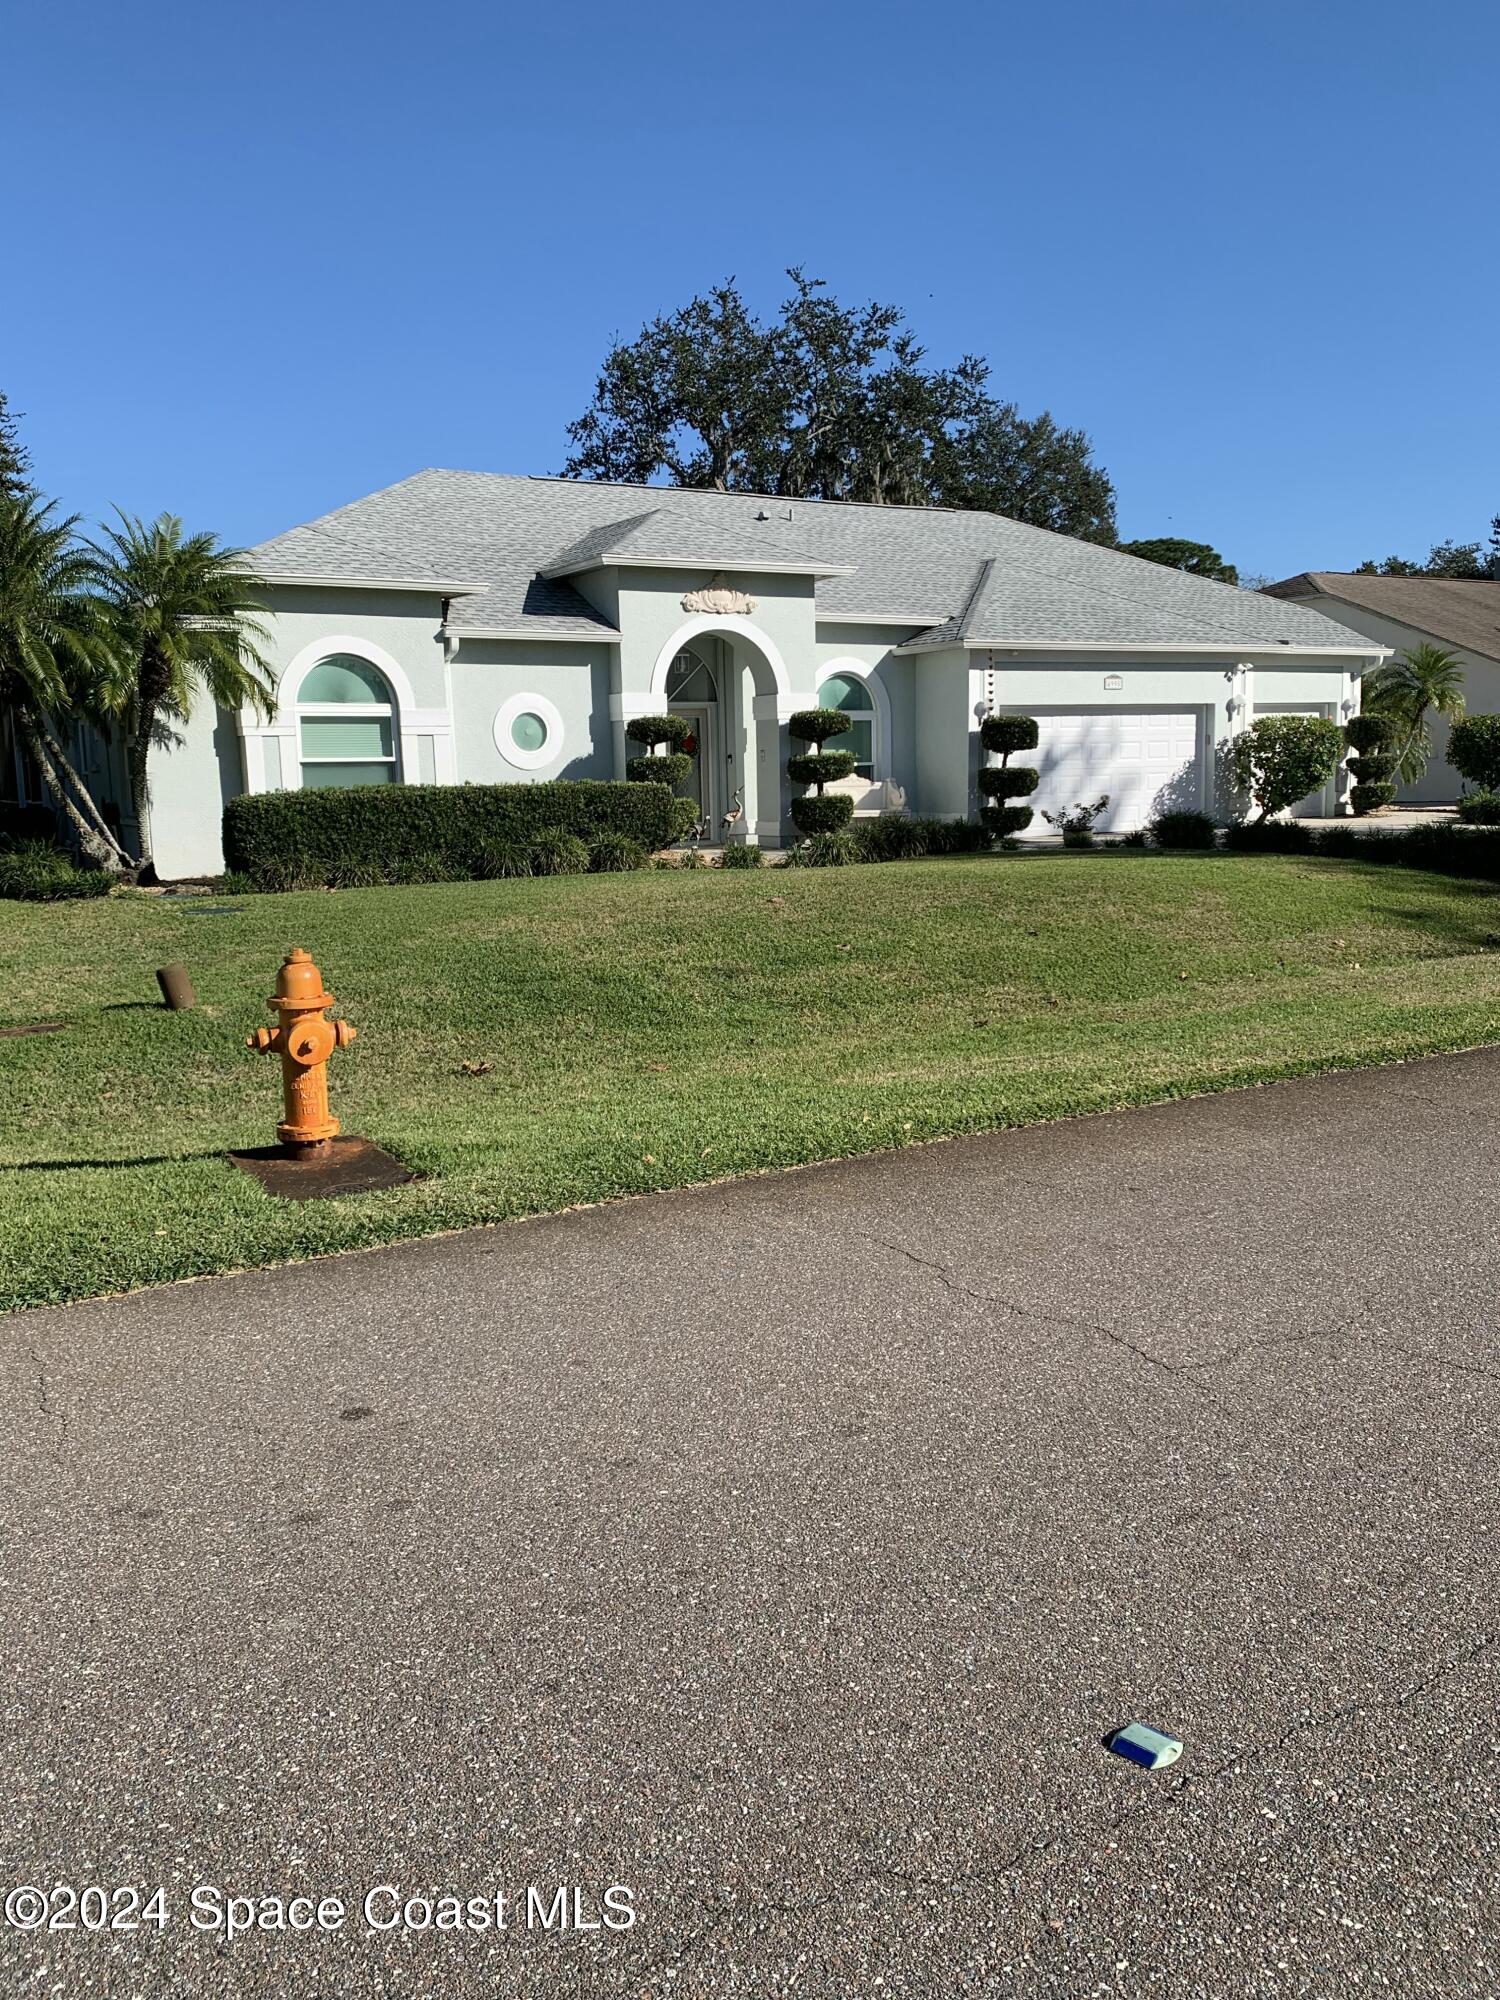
[1025,708,1202,832]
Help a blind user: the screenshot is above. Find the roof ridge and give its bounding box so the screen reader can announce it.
[953,557,995,640]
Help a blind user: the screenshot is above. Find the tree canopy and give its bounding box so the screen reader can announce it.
[0,392,33,505]
[1118,537,1238,585]
[562,272,1117,542]
[1355,517,1500,579]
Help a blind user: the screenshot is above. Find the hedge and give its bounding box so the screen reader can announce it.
[1229,817,1500,884]
[223,781,694,885]
[1447,715,1500,792]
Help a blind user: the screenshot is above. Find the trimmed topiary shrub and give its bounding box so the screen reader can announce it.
[718,841,764,868]
[789,792,855,836]
[0,840,113,901]
[1150,809,1217,849]
[787,708,855,838]
[588,834,649,872]
[1455,790,1500,825]
[978,712,1040,837]
[979,714,1040,758]
[1350,781,1398,815]
[626,752,693,786]
[787,750,857,788]
[1344,713,1400,812]
[1447,715,1500,792]
[625,715,694,790]
[626,714,691,749]
[978,765,1040,801]
[223,780,693,888]
[788,707,853,747]
[529,829,590,876]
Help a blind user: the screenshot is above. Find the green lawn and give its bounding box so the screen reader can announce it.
[3,851,1499,1311]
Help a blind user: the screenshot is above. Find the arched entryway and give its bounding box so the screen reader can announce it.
[648,615,799,844]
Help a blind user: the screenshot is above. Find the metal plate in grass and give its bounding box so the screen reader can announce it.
[228,1136,414,1200]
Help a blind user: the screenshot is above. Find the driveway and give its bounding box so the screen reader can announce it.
[2,1052,1496,1997]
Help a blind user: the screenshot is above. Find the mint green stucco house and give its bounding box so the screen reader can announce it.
[140,471,1382,878]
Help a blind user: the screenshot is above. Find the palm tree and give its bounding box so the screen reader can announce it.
[1361,643,1466,786]
[89,512,274,880]
[0,494,131,870]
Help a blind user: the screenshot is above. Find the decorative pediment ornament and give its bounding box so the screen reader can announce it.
[681,575,756,617]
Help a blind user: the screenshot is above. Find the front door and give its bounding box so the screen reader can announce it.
[673,704,718,834]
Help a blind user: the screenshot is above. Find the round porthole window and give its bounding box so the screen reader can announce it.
[494,693,564,771]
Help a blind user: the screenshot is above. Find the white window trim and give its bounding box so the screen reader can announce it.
[298,696,400,786]
[241,634,455,792]
[494,691,565,772]
[817,661,890,799]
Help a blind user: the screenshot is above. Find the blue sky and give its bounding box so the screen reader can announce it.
[9,0,1497,579]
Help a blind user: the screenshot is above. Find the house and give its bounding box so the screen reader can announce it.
[136,471,1383,878]
[1263,573,1500,802]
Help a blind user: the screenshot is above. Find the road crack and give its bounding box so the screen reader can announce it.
[26,1338,68,1462]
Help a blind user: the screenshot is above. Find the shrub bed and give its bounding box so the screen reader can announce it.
[223,780,694,888]
[1150,809,1217,849]
[0,840,114,902]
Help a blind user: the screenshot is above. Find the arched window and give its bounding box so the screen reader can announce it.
[666,648,718,704]
[298,654,399,789]
[818,671,876,779]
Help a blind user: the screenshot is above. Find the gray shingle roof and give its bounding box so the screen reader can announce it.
[251,469,1374,651]
[540,504,849,579]
[1265,573,1500,664]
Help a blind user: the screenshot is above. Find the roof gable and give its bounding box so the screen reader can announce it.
[1265,573,1500,664]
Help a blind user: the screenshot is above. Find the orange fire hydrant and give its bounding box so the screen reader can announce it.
[246,948,356,1156]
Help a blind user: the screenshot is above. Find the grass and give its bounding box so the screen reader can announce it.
[3,850,1499,1311]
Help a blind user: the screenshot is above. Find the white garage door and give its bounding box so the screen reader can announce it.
[1025,708,1203,833]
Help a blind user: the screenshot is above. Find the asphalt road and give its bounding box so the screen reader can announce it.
[2,1052,1497,1998]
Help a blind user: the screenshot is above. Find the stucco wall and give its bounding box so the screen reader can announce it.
[448,641,615,784]
[1270,596,1500,802]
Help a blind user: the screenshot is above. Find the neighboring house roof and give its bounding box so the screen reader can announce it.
[1264,573,1500,665]
[251,468,1374,652]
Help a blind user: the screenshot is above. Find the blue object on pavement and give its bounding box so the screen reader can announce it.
[1106,1722,1183,1770]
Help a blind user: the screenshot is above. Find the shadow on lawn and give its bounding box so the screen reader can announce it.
[1367,887,1500,956]
[2,1149,232,1173]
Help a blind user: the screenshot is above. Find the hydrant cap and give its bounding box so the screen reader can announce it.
[273,946,333,1011]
